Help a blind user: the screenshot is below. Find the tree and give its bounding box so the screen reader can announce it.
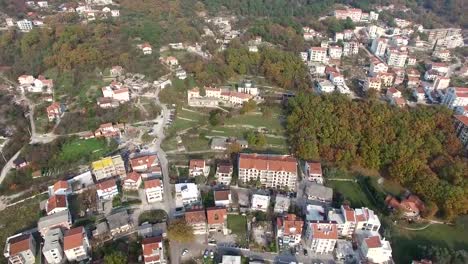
[167,219,195,243]
[195,175,207,184]
[261,106,272,118]
[240,99,257,114]
[104,251,127,264]
[209,109,225,126]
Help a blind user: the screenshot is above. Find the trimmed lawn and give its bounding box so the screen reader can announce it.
[391,219,468,263]
[58,138,112,163]
[227,214,248,247]
[224,113,284,131]
[326,180,373,208]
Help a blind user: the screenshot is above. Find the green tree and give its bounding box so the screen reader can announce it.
[104,251,127,264]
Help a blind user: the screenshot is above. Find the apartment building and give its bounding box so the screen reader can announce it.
[276,214,304,247]
[303,162,323,184]
[185,208,207,235]
[251,193,270,212]
[92,155,126,181]
[130,155,158,172]
[328,46,343,59]
[206,207,228,233]
[123,171,142,190]
[359,235,392,264]
[304,221,338,254]
[142,236,164,264]
[364,77,382,91]
[96,178,119,201]
[370,38,388,57]
[63,227,91,262]
[454,115,468,149]
[38,210,72,237]
[369,58,388,76]
[327,205,357,238]
[442,87,468,109]
[355,207,381,232]
[309,47,328,63]
[175,183,199,206]
[4,234,36,264]
[144,179,164,203]
[46,195,68,215]
[386,48,408,68]
[238,153,298,190]
[215,163,233,185]
[42,228,65,264]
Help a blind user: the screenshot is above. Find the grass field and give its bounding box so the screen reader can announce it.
[227,214,248,247]
[391,218,468,263]
[224,112,284,132]
[58,138,112,163]
[170,109,207,132]
[326,180,374,209]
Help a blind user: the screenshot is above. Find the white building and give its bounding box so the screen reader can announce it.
[328,46,343,59]
[221,255,241,264]
[368,25,385,39]
[216,164,233,185]
[17,19,33,32]
[175,183,199,206]
[355,207,381,233]
[305,221,338,254]
[237,80,259,96]
[46,195,68,215]
[317,79,335,93]
[442,87,468,109]
[309,47,328,63]
[64,227,91,262]
[370,38,388,57]
[370,58,388,76]
[214,189,231,207]
[303,162,323,184]
[360,235,392,264]
[42,228,64,264]
[386,48,408,68]
[144,179,164,203]
[96,179,119,201]
[189,159,208,177]
[364,77,382,91]
[238,153,298,190]
[276,214,303,247]
[251,193,270,212]
[142,236,164,264]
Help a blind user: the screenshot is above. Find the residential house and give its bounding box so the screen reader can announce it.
[107,210,132,236]
[139,43,152,55]
[407,77,420,88]
[276,214,304,247]
[18,75,35,85]
[385,194,425,218]
[391,97,407,107]
[96,178,119,201]
[175,183,199,206]
[442,87,468,109]
[46,102,63,121]
[237,80,259,96]
[130,155,158,172]
[144,179,164,203]
[370,58,388,76]
[364,77,381,91]
[142,236,164,264]
[214,189,231,207]
[304,221,338,254]
[427,62,449,75]
[215,163,233,185]
[370,38,388,57]
[48,180,70,197]
[303,162,323,184]
[38,209,72,237]
[355,207,381,232]
[4,234,36,264]
[110,66,124,77]
[413,87,426,102]
[42,228,64,264]
[123,171,142,190]
[46,195,68,215]
[377,72,394,87]
[175,69,187,80]
[304,182,333,205]
[274,195,290,214]
[185,207,207,234]
[343,42,359,56]
[328,46,343,59]
[406,56,417,66]
[359,235,392,264]
[161,56,178,66]
[251,193,270,212]
[335,205,357,237]
[334,8,362,22]
[309,47,328,63]
[386,87,402,99]
[221,255,241,264]
[189,159,208,177]
[454,115,468,149]
[63,227,91,262]
[317,79,335,93]
[238,153,298,190]
[92,155,126,181]
[433,77,450,90]
[97,97,119,108]
[206,207,228,234]
[407,69,420,79]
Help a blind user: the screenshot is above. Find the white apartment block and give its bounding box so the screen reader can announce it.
[17,19,33,32]
[328,46,343,59]
[216,164,233,185]
[327,206,357,238]
[64,227,91,262]
[355,207,381,233]
[368,25,385,39]
[276,214,303,247]
[144,179,164,203]
[305,221,338,254]
[317,80,335,93]
[386,49,408,68]
[251,194,270,212]
[360,235,392,264]
[96,179,119,201]
[442,87,468,109]
[309,47,328,63]
[175,183,199,206]
[369,58,388,76]
[238,153,298,190]
[43,228,64,264]
[370,38,388,58]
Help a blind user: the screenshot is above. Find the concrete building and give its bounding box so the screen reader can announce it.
[303,162,323,184]
[304,182,333,205]
[142,236,164,264]
[237,80,259,96]
[42,228,65,264]
[355,207,381,232]
[91,155,126,181]
[38,210,72,237]
[442,87,468,109]
[251,193,270,212]
[207,207,228,233]
[96,178,119,201]
[185,207,207,235]
[16,19,33,32]
[4,234,36,264]
[454,115,468,149]
[144,179,164,203]
[370,38,388,57]
[433,77,450,90]
[63,227,91,262]
[107,210,132,236]
[215,163,233,185]
[317,79,335,93]
[238,153,298,190]
[175,183,200,206]
[364,77,382,91]
[386,48,408,68]
[276,214,303,247]
[274,195,290,214]
[221,255,241,264]
[359,235,392,264]
[130,155,158,172]
[304,221,338,254]
[309,47,328,63]
[214,189,231,207]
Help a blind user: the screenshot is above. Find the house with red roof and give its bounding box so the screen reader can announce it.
[359,235,392,264]
[46,195,68,215]
[303,162,323,184]
[46,102,63,121]
[144,179,163,203]
[184,207,207,235]
[96,179,119,200]
[276,214,304,247]
[123,171,142,190]
[131,155,159,173]
[214,189,231,207]
[138,42,152,55]
[206,207,227,234]
[386,87,402,99]
[48,180,70,196]
[63,227,91,262]
[4,233,36,264]
[189,159,208,177]
[385,194,426,218]
[304,221,338,254]
[142,236,164,264]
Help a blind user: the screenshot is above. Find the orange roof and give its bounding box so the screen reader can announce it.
[142,237,162,258]
[278,214,303,236]
[53,180,69,192]
[46,102,60,112]
[64,227,85,250]
[9,234,32,256]
[455,115,468,126]
[185,208,206,224]
[144,179,162,189]
[214,189,230,201]
[189,159,205,170]
[342,205,356,222]
[130,155,158,169]
[238,153,297,173]
[206,207,227,225]
[388,87,399,94]
[307,162,322,175]
[97,179,116,190]
[364,235,382,248]
[47,195,67,213]
[125,171,141,182]
[310,222,338,239]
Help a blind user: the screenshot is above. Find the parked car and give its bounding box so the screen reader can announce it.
[181,249,188,256]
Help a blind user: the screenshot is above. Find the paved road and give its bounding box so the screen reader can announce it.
[0,150,20,185]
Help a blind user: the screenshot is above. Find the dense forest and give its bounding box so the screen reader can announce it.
[287,93,468,219]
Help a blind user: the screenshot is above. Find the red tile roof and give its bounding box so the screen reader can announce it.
[364,235,382,248]
[130,155,158,169]
[144,179,162,189]
[239,153,297,173]
[310,222,338,239]
[125,171,141,182]
[9,234,32,256]
[64,227,84,251]
[53,180,68,192]
[189,159,205,170]
[97,179,117,190]
[47,195,67,213]
[307,162,322,175]
[142,236,163,257]
[214,189,230,201]
[342,205,356,222]
[206,207,227,225]
[278,214,303,236]
[217,164,232,174]
[455,115,468,126]
[185,208,206,224]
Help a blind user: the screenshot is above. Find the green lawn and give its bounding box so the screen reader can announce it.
[224,113,284,131]
[326,180,374,208]
[181,135,210,151]
[227,214,248,247]
[391,218,468,263]
[58,138,112,163]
